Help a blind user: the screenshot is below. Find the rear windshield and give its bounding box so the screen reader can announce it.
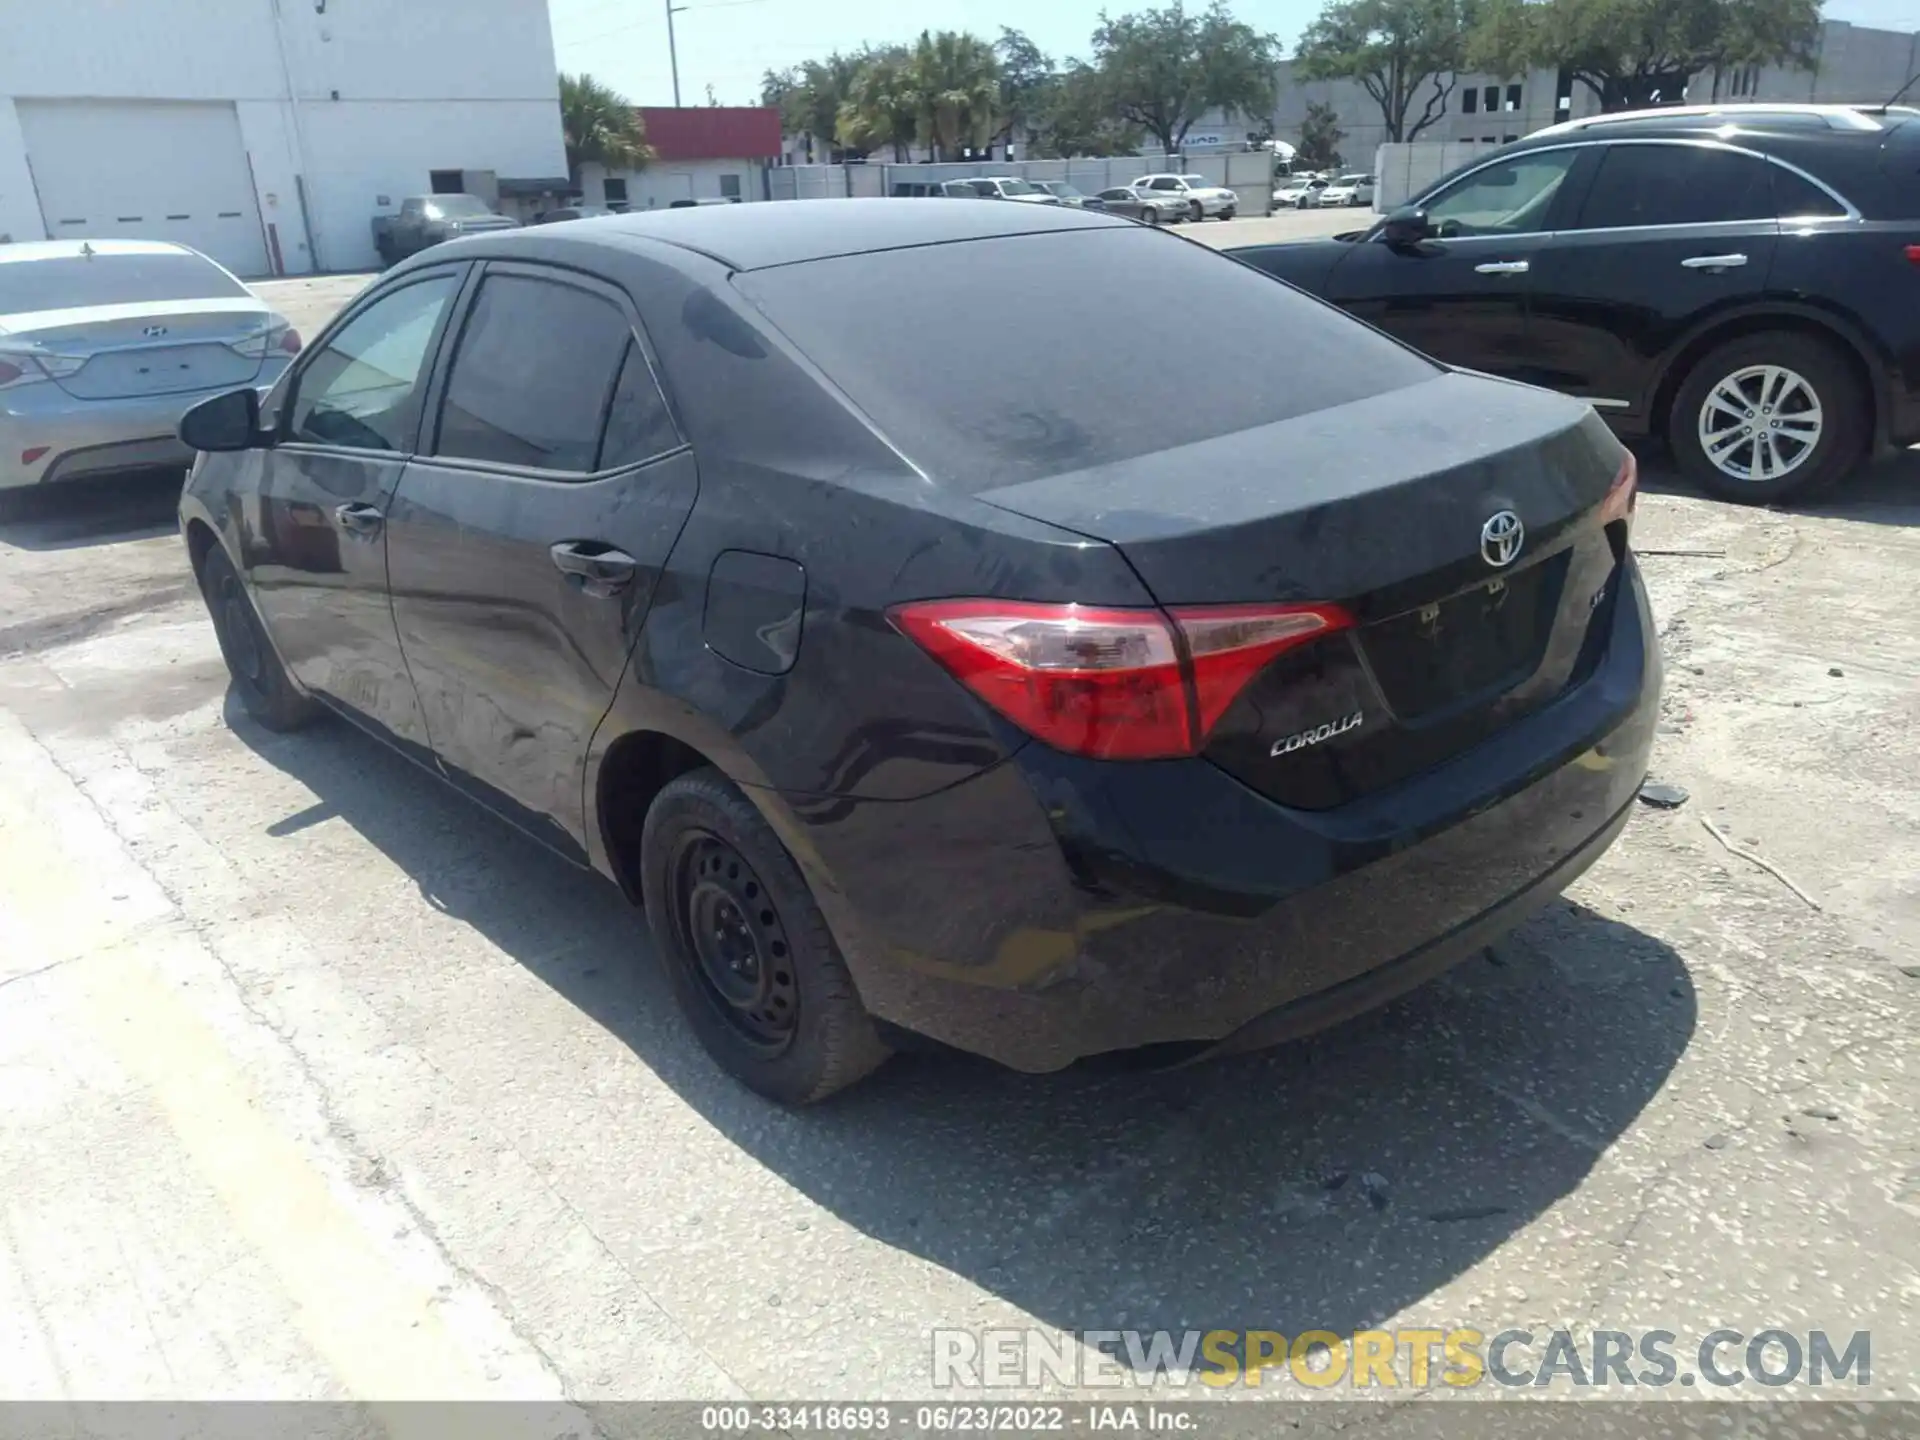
[735,227,1437,490]
[0,251,247,312]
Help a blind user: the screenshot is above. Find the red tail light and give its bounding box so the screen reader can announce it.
[1600,448,1638,530]
[889,598,1352,760]
[279,327,303,355]
[1905,244,1920,266]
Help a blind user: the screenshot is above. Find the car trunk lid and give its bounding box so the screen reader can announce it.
[0,297,270,399]
[976,372,1633,806]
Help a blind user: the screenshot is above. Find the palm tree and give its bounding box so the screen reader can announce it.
[837,46,920,161]
[559,73,653,186]
[907,31,1002,161]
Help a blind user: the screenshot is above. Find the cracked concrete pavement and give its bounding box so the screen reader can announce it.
[0,265,1915,1416]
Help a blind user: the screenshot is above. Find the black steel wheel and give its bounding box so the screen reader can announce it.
[640,768,890,1104]
[200,544,319,731]
[668,830,800,1052]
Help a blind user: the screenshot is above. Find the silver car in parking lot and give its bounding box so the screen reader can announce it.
[0,239,298,494]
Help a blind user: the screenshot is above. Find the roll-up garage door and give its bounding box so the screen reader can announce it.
[19,99,270,277]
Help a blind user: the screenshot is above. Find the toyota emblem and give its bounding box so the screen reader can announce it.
[142,324,169,338]
[1480,510,1524,568]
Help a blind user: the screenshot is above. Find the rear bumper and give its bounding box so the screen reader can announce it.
[780,558,1662,1072]
[0,365,286,490]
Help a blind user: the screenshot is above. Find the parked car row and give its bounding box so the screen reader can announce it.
[1233,103,1920,502]
[1275,172,1376,209]
[891,173,1241,223]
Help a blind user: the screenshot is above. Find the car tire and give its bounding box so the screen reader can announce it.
[1219,206,1236,221]
[200,544,320,732]
[1189,200,1205,223]
[1141,207,1159,226]
[1669,330,1868,505]
[640,768,891,1105]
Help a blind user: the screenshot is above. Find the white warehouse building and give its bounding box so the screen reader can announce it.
[0,0,568,277]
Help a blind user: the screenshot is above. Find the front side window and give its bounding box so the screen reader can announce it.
[1572,145,1772,229]
[434,273,632,473]
[287,275,457,452]
[1422,149,1580,237]
[1149,177,1180,191]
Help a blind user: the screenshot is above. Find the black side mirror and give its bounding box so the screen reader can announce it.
[179,387,265,453]
[1379,206,1435,247]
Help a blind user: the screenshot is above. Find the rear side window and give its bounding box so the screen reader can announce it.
[1573,145,1772,228]
[734,227,1438,491]
[597,342,680,469]
[434,273,631,473]
[0,251,246,311]
[1770,165,1849,218]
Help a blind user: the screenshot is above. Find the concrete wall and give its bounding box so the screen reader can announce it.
[0,0,565,275]
[579,159,765,210]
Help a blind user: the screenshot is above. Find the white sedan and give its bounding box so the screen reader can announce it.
[1315,173,1377,208]
[1131,173,1239,222]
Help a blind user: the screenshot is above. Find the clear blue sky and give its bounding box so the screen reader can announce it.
[548,0,1920,109]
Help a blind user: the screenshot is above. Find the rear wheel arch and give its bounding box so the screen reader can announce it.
[595,728,715,903]
[1653,307,1882,448]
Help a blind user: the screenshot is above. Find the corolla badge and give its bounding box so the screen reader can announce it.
[1480,509,1524,568]
[1271,710,1363,757]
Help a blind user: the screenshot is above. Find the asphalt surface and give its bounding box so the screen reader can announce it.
[0,242,1915,1420]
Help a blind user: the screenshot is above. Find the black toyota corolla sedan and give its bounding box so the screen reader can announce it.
[177,199,1659,1104]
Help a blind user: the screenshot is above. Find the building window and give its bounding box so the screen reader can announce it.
[429,169,464,195]
[1506,83,1522,111]
[1502,134,1518,144]
[1482,135,1497,145]
[719,173,742,199]
[1463,87,1478,114]
[602,176,629,207]
[1484,85,1499,112]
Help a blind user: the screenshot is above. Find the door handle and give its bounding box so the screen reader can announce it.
[550,541,637,598]
[1681,253,1748,270]
[1474,260,1530,275]
[333,502,384,536]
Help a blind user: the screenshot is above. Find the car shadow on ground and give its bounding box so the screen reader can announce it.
[236,700,1696,1348]
[0,470,186,551]
[1631,440,1920,528]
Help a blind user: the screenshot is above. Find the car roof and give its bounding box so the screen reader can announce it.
[0,238,199,265]
[459,197,1131,272]
[1531,102,1912,140]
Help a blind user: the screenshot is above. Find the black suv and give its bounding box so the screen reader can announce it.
[1232,104,1920,502]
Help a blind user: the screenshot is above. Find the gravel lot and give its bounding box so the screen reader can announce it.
[0,247,1915,1418]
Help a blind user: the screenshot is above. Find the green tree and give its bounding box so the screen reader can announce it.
[837,45,921,160]
[909,29,1004,160]
[1469,0,1821,111]
[761,53,866,160]
[1297,99,1346,168]
[1295,0,1479,143]
[1088,2,1281,157]
[1033,64,1147,155]
[559,73,653,184]
[994,28,1057,155]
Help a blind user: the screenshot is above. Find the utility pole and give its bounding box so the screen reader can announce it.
[666,0,686,106]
